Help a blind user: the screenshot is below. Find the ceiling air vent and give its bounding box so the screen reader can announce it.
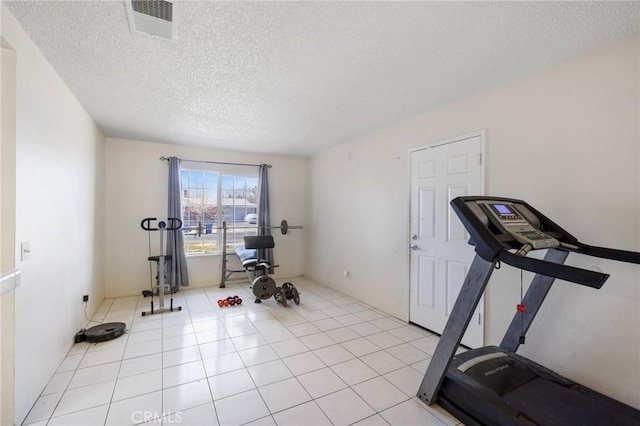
[124,0,176,41]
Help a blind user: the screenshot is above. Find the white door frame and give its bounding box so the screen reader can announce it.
[409,129,486,171]
[1,43,18,426]
[407,130,486,340]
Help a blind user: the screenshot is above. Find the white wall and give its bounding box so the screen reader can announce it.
[308,34,640,408]
[104,138,307,298]
[2,6,106,424]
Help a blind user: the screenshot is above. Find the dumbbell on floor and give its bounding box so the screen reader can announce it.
[217,295,243,308]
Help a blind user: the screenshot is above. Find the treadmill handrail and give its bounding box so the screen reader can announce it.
[577,243,640,265]
[498,250,609,289]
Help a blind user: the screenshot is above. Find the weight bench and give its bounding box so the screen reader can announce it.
[220,235,276,287]
[235,247,260,269]
[220,234,301,306]
[242,235,300,305]
[237,235,276,277]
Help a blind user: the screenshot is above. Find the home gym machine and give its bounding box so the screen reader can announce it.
[240,234,300,306]
[219,219,302,287]
[219,220,301,306]
[418,196,640,426]
[140,217,183,316]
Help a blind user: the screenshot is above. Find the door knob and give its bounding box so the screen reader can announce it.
[411,234,418,240]
[410,244,418,250]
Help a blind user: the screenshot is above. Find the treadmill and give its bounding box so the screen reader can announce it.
[417,196,640,426]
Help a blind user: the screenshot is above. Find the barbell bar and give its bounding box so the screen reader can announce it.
[184,219,303,236]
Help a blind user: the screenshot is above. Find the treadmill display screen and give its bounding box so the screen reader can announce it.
[492,204,514,216]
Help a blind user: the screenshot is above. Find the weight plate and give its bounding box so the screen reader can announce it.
[292,287,300,305]
[280,287,287,307]
[274,286,283,303]
[280,220,288,235]
[252,276,276,300]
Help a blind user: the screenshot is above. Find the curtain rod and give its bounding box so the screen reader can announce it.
[160,156,272,168]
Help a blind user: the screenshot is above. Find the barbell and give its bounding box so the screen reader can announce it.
[185,219,302,236]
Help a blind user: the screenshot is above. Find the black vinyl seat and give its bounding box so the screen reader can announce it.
[234,235,275,269]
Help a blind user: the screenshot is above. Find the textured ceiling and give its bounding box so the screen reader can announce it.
[4,1,639,156]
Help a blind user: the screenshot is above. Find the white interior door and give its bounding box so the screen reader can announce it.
[409,134,484,348]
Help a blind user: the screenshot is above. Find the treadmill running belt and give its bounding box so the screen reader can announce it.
[465,356,538,395]
[504,377,640,426]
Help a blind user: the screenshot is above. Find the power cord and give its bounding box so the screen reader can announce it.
[83,300,102,326]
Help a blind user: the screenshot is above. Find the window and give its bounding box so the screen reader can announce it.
[180,168,258,255]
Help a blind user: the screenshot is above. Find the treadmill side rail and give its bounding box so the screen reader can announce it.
[417,255,495,405]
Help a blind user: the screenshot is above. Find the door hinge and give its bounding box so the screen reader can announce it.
[478,312,482,325]
[478,153,483,165]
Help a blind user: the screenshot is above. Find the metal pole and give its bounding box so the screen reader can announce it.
[157,225,166,309]
[160,156,271,168]
[182,221,303,234]
[220,221,228,288]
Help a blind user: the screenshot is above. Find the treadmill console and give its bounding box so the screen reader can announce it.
[481,202,559,250]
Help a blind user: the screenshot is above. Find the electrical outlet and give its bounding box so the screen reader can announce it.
[83,295,89,303]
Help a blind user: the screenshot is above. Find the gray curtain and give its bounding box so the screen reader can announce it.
[167,157,189,289]
[257,164,274,270]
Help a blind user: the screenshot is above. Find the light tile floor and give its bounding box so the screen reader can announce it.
[23,278,462,426]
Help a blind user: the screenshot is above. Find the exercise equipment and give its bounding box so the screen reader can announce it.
[140,217,183,317]
[228,233,300,305]
[217,296,242,307]
[190,219,302,239]
[219,220,303,287]
[252,275,277,302]
[273,282,300,307]
[418,196,640,425]
[242,234,278,303]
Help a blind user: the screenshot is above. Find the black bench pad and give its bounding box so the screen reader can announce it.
[235,247,258,268]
